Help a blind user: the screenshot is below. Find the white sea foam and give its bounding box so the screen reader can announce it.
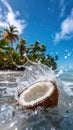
[0,71,20,75]
[1,87,18,100]
[62,81,73,96]
[0,81,16,84]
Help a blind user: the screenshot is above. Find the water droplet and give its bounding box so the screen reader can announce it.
[34,110,38,115]
[51,128,56,130]
[64,56,67,59]
[64,114,68,118]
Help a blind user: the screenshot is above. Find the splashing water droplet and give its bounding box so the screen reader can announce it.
[16,53,57,96]
[64,56,67,59]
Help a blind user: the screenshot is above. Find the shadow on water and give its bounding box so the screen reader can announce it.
[0,70,73,130]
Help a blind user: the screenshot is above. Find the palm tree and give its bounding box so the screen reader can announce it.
[29,41,46,54]
[28,41,46,62]
[16,38,27,58]
[3,23,19,48]
[0,39,11,56]
[29,41,39,54]
[0,39,10,69]
[40,44,46,54]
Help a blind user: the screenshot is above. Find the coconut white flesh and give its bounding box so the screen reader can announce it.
[19,81,54,107]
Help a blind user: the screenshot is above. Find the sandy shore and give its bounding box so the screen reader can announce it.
[0,70,23,75]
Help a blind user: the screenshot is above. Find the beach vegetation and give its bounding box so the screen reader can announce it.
[0,24,58,70]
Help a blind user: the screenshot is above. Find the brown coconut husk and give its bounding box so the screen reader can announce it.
[18,81,59,109]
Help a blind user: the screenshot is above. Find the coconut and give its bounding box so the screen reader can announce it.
[18,81,59,109]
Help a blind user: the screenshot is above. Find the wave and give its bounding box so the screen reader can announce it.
[62,81,73,96]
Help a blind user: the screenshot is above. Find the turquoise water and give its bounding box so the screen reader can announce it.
[0,70,73,130]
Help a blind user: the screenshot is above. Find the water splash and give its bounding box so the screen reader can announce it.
[0,53,73,130]
[16,53,56,95]
[0,104,15,125]
[62,81,73,96]
[0,68,73,130]
[56,69,63,77]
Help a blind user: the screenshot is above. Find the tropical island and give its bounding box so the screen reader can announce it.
[0,23,58,70]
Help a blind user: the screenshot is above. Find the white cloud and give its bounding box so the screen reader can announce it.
[54,9,73,43]
[0,0,26,34]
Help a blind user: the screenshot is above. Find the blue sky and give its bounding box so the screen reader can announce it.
[0,0,73,70]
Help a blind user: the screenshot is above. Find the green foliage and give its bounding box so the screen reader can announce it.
[27,41,58,70]
[16,37,27,58]
[0,25,59,70]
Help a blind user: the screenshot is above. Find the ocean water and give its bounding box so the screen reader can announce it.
[0,69,73,130]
